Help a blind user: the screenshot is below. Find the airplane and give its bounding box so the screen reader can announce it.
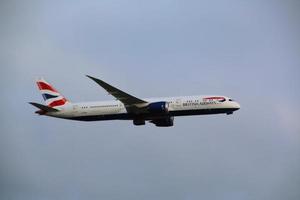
[29,75,240,127]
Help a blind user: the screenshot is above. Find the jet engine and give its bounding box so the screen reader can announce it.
[151,116,174,127]
[133,119,146,126]
[147,101,169,113]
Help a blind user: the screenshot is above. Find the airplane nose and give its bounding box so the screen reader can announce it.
[235,102,241,110]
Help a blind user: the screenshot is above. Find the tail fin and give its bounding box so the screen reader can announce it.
[36,78,70,107]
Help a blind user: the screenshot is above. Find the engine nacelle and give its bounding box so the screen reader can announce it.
[133,119,146,126]
[152,116,174,127]
[147,101,169,113]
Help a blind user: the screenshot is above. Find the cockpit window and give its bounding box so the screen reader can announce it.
[204,97,226,102]
[228,99,234,101]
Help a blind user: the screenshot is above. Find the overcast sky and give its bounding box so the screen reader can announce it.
[1,0,300,199]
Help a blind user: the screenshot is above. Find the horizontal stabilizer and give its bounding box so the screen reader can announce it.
[29,102,59,112]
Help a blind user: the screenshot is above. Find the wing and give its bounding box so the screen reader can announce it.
[86,75,148,107]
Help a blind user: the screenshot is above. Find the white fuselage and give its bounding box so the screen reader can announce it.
[46,95,240,121]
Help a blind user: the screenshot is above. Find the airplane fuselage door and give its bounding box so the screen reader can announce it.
[174,99,182,110]
[72,105,79,115]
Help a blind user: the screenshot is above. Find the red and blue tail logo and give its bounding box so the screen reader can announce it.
[36,78,69,107]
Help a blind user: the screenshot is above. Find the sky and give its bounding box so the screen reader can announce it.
[0,0,300,199]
